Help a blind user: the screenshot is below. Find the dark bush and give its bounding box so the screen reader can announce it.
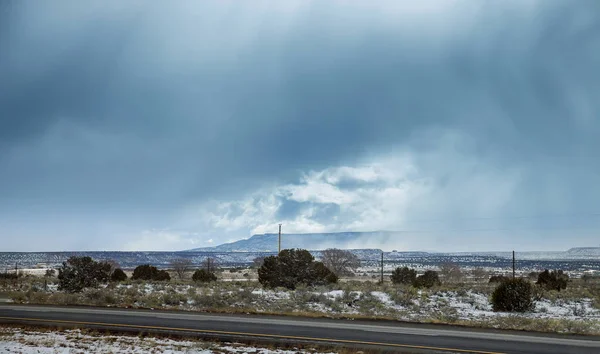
[311,262,339,285]
[391,267,417,285]
[489,275,510,283]
[192,269,217,283]
[491,278,535,312]
[413,270,440,288]
[132,265,157,280]
[258,249,338,289]
[0,273,18,280]
[156,270,171,281]
[132,264,171,281]
[536,269,568,292]
[58,256,111,293]
[110,268,128,282]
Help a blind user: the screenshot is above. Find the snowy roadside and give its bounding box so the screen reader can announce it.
[5,280,600,335]
[0,327,337,354]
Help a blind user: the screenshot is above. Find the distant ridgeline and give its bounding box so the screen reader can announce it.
[1,232,599,270]
[566,247,600,256]
[186,231,405,252]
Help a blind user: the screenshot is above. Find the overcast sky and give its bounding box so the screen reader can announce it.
[1,0,599,252]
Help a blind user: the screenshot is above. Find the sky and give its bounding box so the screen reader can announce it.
[1,0,599,252]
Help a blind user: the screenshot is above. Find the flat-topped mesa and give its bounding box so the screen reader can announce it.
[185,231,402,253]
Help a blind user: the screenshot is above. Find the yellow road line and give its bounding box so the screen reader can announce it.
[0,316,504,354]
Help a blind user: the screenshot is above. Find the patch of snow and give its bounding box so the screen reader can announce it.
[323,290,345,298]
[0,327,336,354]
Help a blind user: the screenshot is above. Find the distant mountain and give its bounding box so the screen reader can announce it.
[185,231,402,252]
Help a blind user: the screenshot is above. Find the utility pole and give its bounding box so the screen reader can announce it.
[278,224,282,254]
[380,252,384,284]
[512,250,515,279]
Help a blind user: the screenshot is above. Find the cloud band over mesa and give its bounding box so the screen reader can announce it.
[0,1,599,251]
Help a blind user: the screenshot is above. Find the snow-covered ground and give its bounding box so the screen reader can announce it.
[29,282,597,324]
[5,278,600,334]
[0,327,336,354]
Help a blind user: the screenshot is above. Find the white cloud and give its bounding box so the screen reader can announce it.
[207,156,426,235]
[178,130,531,251]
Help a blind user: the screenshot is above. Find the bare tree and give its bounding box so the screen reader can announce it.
[320,249,361,277]
[252,256,266,269]
[439,261,463,282]
[202,257,220,274]
[170,258,193,279]
[471,267,488,282]
[103,259,121,275]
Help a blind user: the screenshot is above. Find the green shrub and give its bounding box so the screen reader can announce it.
[156,270,171,281]
[389,287,418,306]
[311,262,339,286]
[413,271,440,288]
[537,270,568,292]
[58,256,111,293]
[391,267,417,285]
[258,249,338,289]
[162,290,187,306]
[132,265,171,281]
[192,269,217,283]
[110,269,128,282]
[491,278,535,312]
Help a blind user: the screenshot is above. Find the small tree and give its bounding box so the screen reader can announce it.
[110,268,127,282]
[156,270,171,281]
[44,269,56,278]
[310,262,339,285]
[391,267,417,285]
[58,256,111,293]
[192,269,217,283]
[491,278,535,312]
[536,269,568,292]
[320,248,361,277]
[258,249,337,289]
[413,270,440,288]
[170,258,193,280]
[439,261,462,282]
[132,264,171,281]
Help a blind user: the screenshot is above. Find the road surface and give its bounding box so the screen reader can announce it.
[0,305,599,353]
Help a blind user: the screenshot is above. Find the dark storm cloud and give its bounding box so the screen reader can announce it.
[1,0,599,250]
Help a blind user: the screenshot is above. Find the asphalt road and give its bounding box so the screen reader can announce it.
[1,305,599,354]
